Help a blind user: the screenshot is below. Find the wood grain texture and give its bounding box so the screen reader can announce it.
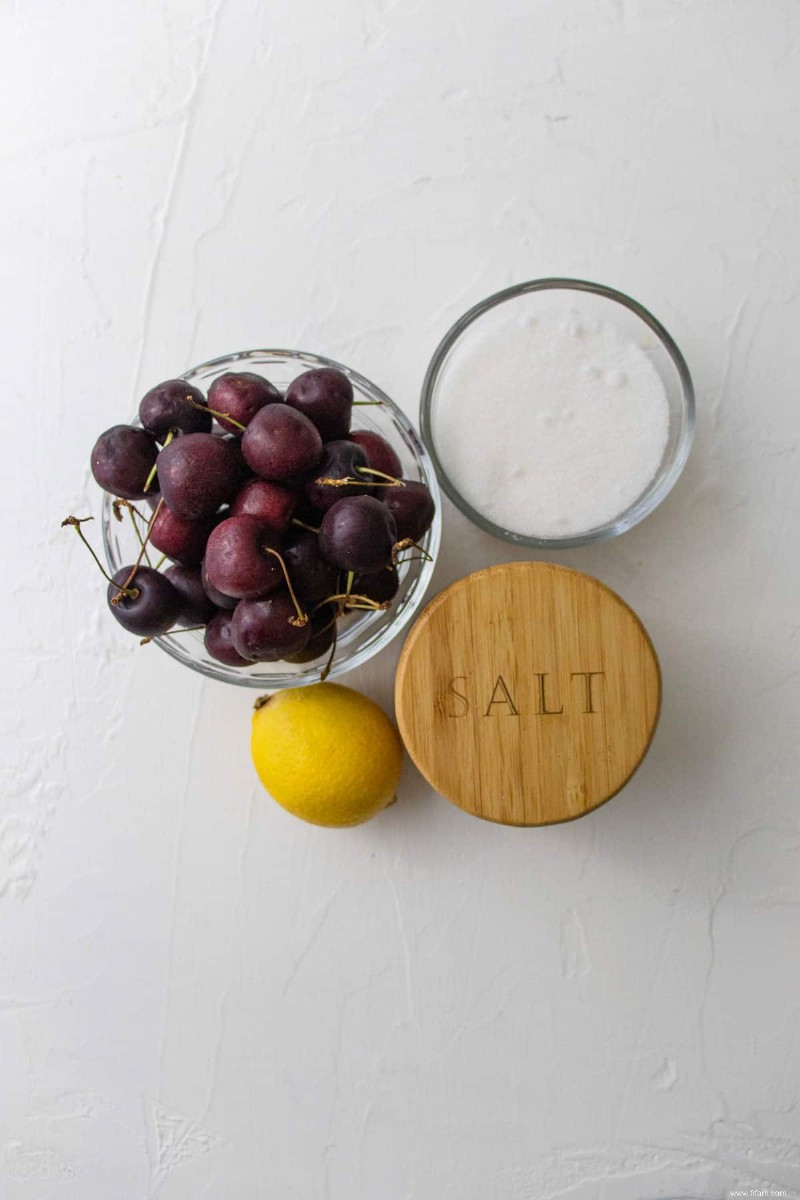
[395,562,661,826]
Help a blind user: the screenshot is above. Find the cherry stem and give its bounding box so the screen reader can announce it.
[131,510,154,567]
[351,400,383,406]
[110,498,164,603]
[143,429,173,493]
[320,620,338,682]
[317,476,400,488]
[61,515,139,596]
[262,546,309,627]
[291,517,321,534]
[392,537,431,565]
[140,624,205,646]
[355,467,403,486]
[128,501,157,533]
[189,396,246,432]
[315,593,387,612]
[114,499,153,566]
[317,571,392,614]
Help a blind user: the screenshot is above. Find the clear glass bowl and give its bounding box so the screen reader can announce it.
[420,278,695,549]
[102,349,441,688]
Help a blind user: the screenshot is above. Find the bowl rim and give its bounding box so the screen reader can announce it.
[102,347,441,688]
[419,276,695,549]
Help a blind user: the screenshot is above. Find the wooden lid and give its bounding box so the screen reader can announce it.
[395,562,661,826]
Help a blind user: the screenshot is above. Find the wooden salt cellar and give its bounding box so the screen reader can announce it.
[394,562,661,826]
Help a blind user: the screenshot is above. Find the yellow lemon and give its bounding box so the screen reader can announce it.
[251,683,404,827]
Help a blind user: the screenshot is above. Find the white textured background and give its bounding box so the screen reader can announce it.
[2,2,799,1197]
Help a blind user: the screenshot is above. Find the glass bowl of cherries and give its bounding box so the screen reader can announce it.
[78,350,440,688]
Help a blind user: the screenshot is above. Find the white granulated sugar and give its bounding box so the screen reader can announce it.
[434,310,670,538]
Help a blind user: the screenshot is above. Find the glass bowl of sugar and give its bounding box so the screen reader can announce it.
[420,278,694,548]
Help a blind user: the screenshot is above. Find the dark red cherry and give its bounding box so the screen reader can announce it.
[318,496,397,575]
[204,610,250,666]
[91,425,158,500]
[285,367,353,442]
[207,372,282,434]
[284,604,337,663]
[157,433,241,520]
[283,532,339,603]
[232,591,312,662]
[106,566,181,637]
[351,564,399,607]
[203,515,283,600]
[149,505,216,566]
[241,405,323,482]
[139,379,210,442]
[230,478,296,538]
[164,565,218,626]
[349,430,402,480]
[201,559,238,610]
[381,481,435,542]
[305,440,372,513]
